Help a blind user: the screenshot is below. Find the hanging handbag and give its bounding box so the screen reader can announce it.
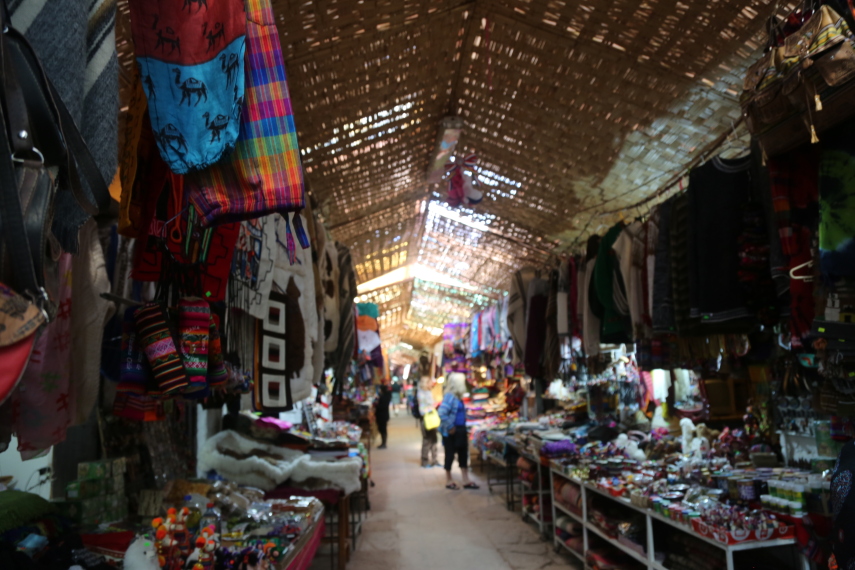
[127,0,247,174]
[0,3,112,319]
[423,409,441,431]
[742,4,855,157]
[187,0,306,228]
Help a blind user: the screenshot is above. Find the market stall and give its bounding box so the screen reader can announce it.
[2,0,855,568]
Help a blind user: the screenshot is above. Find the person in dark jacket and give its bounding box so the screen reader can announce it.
[375,380,392,449]
[830,441,855,569]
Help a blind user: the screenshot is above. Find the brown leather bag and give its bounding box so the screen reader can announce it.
[742,5,855,157]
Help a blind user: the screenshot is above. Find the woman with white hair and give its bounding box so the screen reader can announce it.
[438,372,479,490]
[417,376,440,468]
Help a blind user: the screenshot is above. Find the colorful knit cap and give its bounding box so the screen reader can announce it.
[118,306,151,395]
[135,303,188,395]
[178,298,210,391]
[128,0,247,174]
[207,313,227,389]
[188,0,306,227]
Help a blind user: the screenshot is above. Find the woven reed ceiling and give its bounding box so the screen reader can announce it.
[270,0,794,349]
[107,0,777,353]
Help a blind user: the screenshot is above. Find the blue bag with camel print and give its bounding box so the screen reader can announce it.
[128,0,246,174]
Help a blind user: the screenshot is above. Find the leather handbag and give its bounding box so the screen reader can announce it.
[0,3,112,320]
[742,4,855,157]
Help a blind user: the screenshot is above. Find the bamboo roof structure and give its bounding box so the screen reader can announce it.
[118,0,796,350]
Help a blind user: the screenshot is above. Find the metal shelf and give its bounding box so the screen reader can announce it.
[586,521,649,567]
[554,501,584,524]
[549,467,807,570]
[554,536,586,564]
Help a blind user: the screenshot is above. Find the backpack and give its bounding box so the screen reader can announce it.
[411,394,421,419]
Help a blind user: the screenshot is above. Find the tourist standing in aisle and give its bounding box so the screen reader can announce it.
[417,376,439,468]
[438,373,478,489]
[390,380,403,416]
[375,380,392,449]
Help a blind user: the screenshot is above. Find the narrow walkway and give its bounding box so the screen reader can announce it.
[321,414,581,570]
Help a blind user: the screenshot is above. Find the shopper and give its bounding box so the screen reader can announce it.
[417,376,439,468]
[390,380,403,416]
[831,440,855,569]
[438,373,478,489]
[375,381,392,449]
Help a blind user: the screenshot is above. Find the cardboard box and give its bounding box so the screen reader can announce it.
[77,460,111,480]
[105,474,125,494]
[111,457,127,475]
[66,478,103,500]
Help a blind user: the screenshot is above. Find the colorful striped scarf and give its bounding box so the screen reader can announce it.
[189,0,306,228]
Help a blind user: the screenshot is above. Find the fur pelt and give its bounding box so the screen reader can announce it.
[198,430,362,495]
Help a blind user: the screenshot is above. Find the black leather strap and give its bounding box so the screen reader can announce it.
[0,85,41,305]
[5,27,111,216]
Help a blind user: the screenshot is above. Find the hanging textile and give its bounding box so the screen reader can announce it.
[687,155,754,323]
[69,220,114,426]
[819,119,855,281]
[131,187,241,303]
[11,0,119,253]
[652,197,676,334]
[230,215,278,319]
[613,220,645,339]
[188,0,306,226]
[524,277,549,378]
[581,236,601,356]
[119,116,170,238]
[321,238,341,353]
[542,269,561,380]
[253,289,293,411]
[11,255,74,459]
[330,242,356,391]
[643,210,660,332]
[507,267,536,364]
[128,0,247,173]
[497,295,510,354]
[271,213,316,404]
[769,146,820,341]
[670,193,698,336]
[594,223,632,343]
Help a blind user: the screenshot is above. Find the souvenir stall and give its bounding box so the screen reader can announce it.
[0,0,370,567]
[430,3,855,567]
[3,0,855,569]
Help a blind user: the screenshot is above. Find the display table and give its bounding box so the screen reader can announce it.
[266,487,352,570]
[507,440,552,539]
[277,513,325,570]
[549,467,809,570]
[486,449,519,512]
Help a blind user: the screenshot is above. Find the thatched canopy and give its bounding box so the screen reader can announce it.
[119,0,794,350]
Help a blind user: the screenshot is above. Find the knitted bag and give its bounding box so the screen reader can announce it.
[128,0,246,174]
[207,313,227,389]
[178,298,210,392]
[118,306,151,395]
[188,0,306,227]
[135,303,187,395]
